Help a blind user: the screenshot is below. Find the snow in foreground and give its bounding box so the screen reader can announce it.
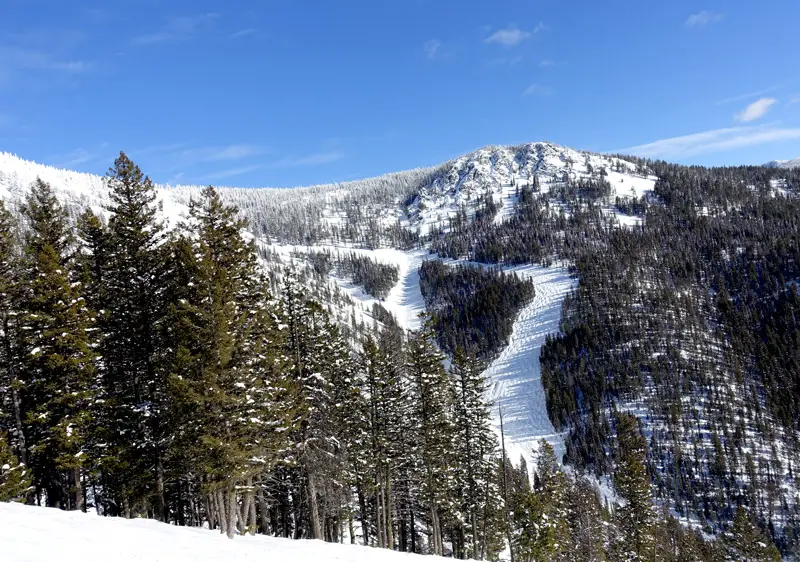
[0,502,446,562]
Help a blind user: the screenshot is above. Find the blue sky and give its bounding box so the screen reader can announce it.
[1,0,799,187]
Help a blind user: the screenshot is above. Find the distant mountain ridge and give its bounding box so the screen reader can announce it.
[765,157,800,168]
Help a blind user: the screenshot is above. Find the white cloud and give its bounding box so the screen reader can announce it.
[618,125,800,159]
[538,59,556,68]
[424,39,442,60]
[231,28,257,39]
[485,24,545,47]
[177,144,262,163]
[0,46,90,75]
[270,150,344,168]
[685,11,724,27]
[205,164,262,181]
[735,98,777,122]
[522,84,552,96]
[131,13,218,46]
[717,86,777,105]
[790,94,800,104]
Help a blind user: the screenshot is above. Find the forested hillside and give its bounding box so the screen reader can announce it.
[1,144,798,559]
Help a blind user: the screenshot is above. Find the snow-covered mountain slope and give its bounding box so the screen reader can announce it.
[0,502,444,562]
[765,157,800,168]
[0,142,655,470]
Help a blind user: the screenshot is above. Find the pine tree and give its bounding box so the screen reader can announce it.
[450,348,501,559]
[612,413,656,561]
[406,326,455,556]
[169,186,295,538]
[0,432,31,502]
[18,178,96,510]
[0,200,28,475]
[101,153,171,519]
[724,507,781,561]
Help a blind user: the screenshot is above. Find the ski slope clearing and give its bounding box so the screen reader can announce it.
[481,263,576,464]
[0,502,447,562]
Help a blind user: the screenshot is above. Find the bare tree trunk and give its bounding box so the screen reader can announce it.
[385,469,394,550]
[155,445,167,522]
[430,505,443,556]
[307,471,323,540]
[226,488,238,539]
[215,490,228,536]
[257,487,270,535]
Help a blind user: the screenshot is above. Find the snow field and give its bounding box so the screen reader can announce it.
[0,502,447,562]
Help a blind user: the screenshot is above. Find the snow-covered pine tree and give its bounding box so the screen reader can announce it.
[406,325,455,556]
[450,348,502,559]
[612,412,657,561]
[723,507,781,562]
[169,186,295,538]
[0,200,28,474]
[18,178,96,511]
[100,153,172,520]
[0,431,31,502]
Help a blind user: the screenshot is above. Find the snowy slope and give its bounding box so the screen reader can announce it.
[0,502,446,562]
[0,143,624,468]
[764,157,800,169]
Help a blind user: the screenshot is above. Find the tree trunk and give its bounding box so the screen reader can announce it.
[307,471,323,540]
[226,488,238,539]
[154,445,167,522]
[356,478,370,546]
[385,469,394,550]
[430,505,442,556]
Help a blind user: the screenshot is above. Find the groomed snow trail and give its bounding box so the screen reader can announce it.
[0,502,448,562]
[481,263,576,465]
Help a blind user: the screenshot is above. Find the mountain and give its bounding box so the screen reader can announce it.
[1,143,798,558]
[765,157,800,168]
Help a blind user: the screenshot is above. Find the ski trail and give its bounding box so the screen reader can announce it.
[381,249,427,332]
[482,264,576,465]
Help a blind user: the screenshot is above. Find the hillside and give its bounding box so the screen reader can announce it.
[1,144,798,558]
[0,502,445,562]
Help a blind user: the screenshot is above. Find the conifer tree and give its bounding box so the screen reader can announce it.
[0,200,27,472]
[169,186,295,538]
[450,348,501,559]
[612,413,656,561]
[724,507,781,561]
[101,153,170,519]
[18,178,96,510]
[0,432,31,502]
[406,326,455,556]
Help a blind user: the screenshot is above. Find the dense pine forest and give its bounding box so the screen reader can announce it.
[0,149,796,560]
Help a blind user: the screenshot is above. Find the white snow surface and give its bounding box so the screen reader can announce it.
[437,259,577,466]
[0,502,447,562]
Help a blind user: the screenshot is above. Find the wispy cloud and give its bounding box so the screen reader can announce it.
[484,23,545,47]
[205,164,262,181]
[487,56,522,67]
[789,94,800,104]
[618,125,800,159]
[424,39,442,60]
[538,59,556,68]
[270,150,344,168]
[424,39,456,61]
[522,84,553,97]
[685,11,724,27]
[54,143,110,168]
[717,86,778,105]
[177,144,263,163]
[131,13,218,46]
[735,98,777,122]
[231,28,257,39]
[0,46,91,75]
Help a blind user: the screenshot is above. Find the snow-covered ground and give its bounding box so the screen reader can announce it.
[478,264,576,465]
[0,502,446,562]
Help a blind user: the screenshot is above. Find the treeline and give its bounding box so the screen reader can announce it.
[419,260,535,360]
[307,250,399,299]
